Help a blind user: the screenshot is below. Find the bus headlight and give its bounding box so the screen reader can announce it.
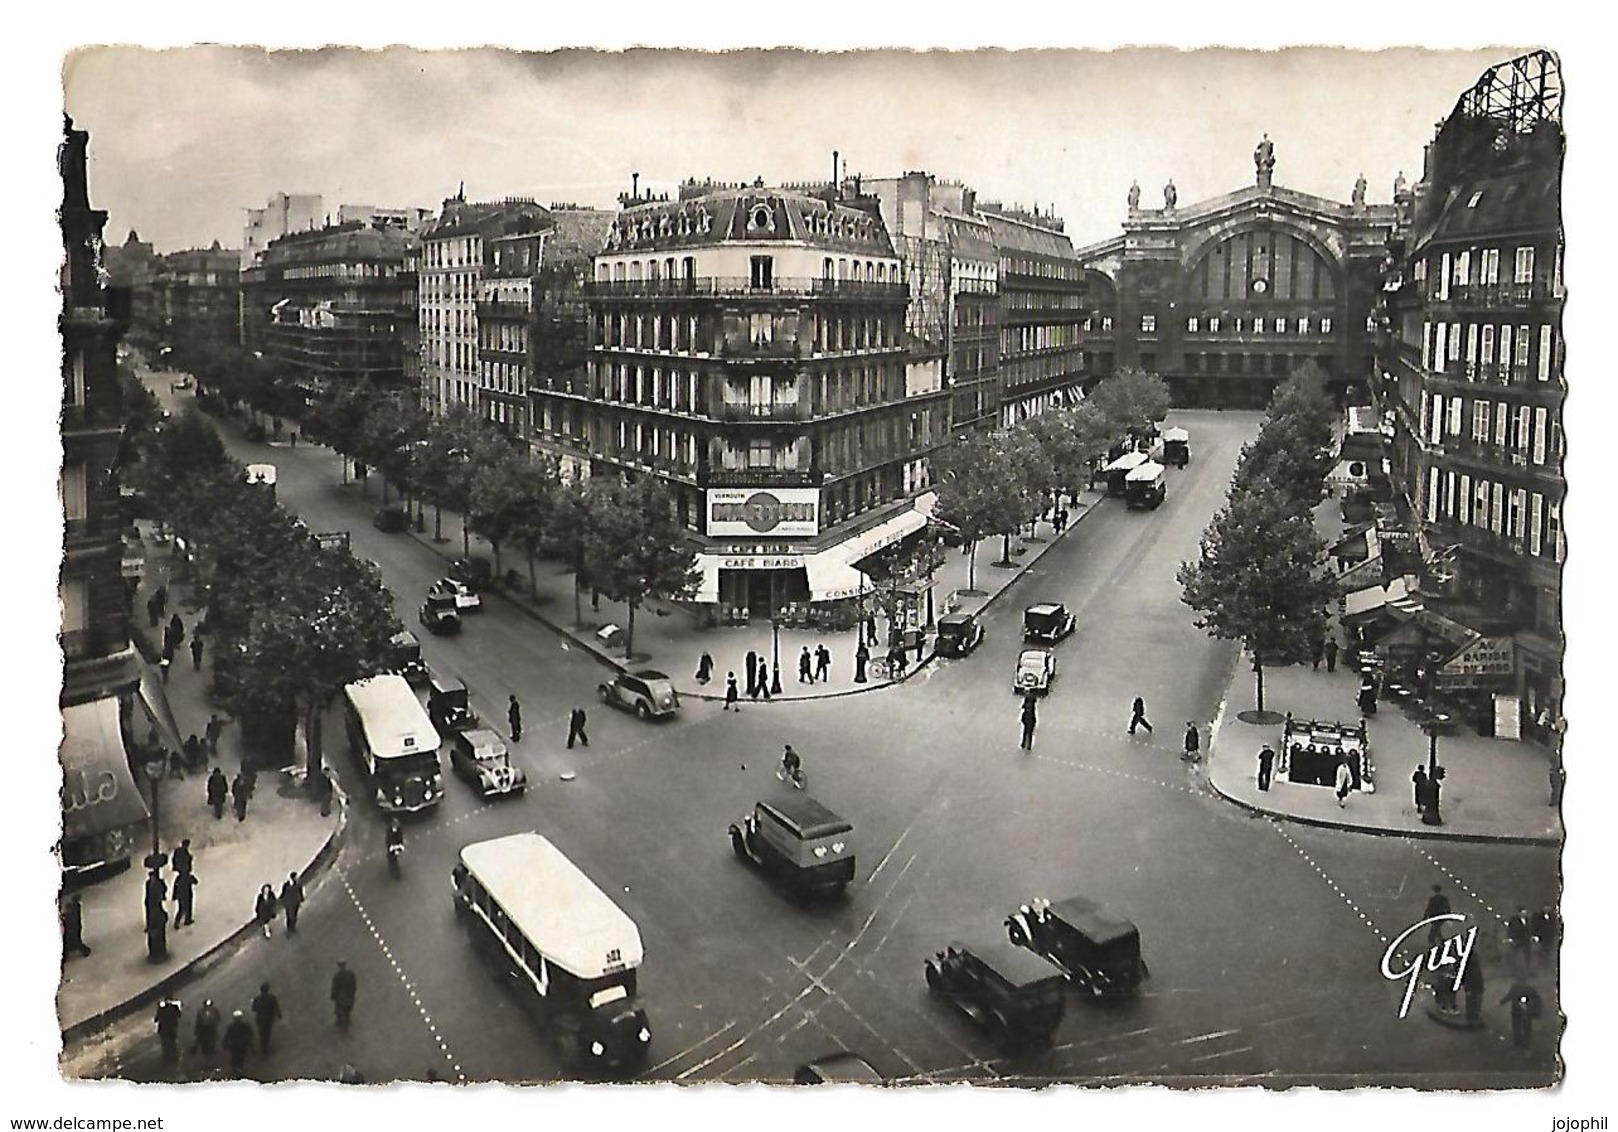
[639,1028,651,1043]
[832,841,845,853]
[813,846,827,858]
[590,1041,605,1057]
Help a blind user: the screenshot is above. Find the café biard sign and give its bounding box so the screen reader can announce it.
[706,488,820,538]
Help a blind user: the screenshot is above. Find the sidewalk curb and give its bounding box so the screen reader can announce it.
[1203,775,1562,847]
[59,779,350,1046]
[400,494,1105,706]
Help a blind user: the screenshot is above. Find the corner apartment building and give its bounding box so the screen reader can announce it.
[537,180,949,613]
[59,117,150,875]
[149,242,242,349]
[419,196,548,417]
[1374,50,1565,738]
[240,221,418,398]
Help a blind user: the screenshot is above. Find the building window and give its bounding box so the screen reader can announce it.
[59,577,88,640]
[1494,402,1508,448]
[1515,325,1531,369]
[1140,314,1156,333]
[1186,317,1198,333]
[1447,398,1462,437]
[1459,473,1472,523]
[62,461,87,523]
[1514,246,1535,284]
[1320,317,1332,335]
[1455,250,1471,286]
[1472,400,1490,443]
[1428,393,1444,444]
[1275,317,1287,334]
[750,256,774,290]
[1538,325,1554,381]
[1529,493,1544,556]
[64,350,85,406]
[1532,406,1548,464]
[1481,325,1495,365]
[1426,467,1440,521]
[747,439,771,469]
[1481,247,1500,285]
[1208,316,1220,333]
[1101,316,1112,332]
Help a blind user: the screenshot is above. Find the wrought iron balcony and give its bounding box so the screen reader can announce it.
[585,276,908,301]
[715,400,807,422]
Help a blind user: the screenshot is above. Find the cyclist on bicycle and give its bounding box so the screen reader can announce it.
[781,744,802,780]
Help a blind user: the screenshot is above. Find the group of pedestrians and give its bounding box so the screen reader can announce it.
[1419,886,1552,1051]
[252,871,306,939]
[205,764,256,822]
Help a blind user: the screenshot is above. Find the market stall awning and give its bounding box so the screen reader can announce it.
[804,554,870,602]
[60,697,149,845]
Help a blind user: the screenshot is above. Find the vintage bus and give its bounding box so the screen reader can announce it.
[453,833,652,1072]
[342,674,444,813]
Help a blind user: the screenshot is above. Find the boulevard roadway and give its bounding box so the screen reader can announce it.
[65,378,1560,1087]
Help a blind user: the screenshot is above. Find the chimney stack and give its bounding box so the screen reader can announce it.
[833,151,840,199]
[631,172,640,203]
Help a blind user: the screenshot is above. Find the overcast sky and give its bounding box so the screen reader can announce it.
[64,45,1523,254]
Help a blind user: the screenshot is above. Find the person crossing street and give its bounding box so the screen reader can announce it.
[330,959,358,1028]
[508,695,522,742]
[1128,696,1153,735]
[566,706,589,749]
[1020,694,1038,751]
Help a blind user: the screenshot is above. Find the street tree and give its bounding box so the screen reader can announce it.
[1177,478,1337,712]
[1085,366,1171,443]
[357,390,430,506]
[933,429,1041,589]
[582,476,700,659]
[1018,405,1108,510]
[1235,361,1339,505]
[305,382,373,484]
[466,446,532,577]
[547,476,597,627]
[504,454,561,598]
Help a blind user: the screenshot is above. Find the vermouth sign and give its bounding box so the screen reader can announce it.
[706,488,820,537]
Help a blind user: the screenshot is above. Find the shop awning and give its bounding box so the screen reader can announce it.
[60,697,150,844]
[136,666,186,754]
[692,554,722,604]
[828,506,930,568]
[804,555,869,602]
[1342,575,1415,622]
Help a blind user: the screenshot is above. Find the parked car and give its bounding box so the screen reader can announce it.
[792,1051,884,1085]
[429,577,482,613]
[450,556,494,592]
[924,937,1068,1049]
[1014,648,1056,695]
[1022,602,1076,643]
[935,611,985,657]
[449,728,526,798]
[373,506,409,534]
[382,630,429,687]
[598,669,680,720]
[419,593,461,635]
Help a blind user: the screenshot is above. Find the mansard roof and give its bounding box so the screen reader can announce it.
[602,188,894,257]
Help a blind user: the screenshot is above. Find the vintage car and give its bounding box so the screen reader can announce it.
[382,630,429,687]
[792,1051,884,1085]
[449,556,494,592]
[924,937,1068,1049]
[935,611,985,658]
[449,727,526,798]
[427,677,479,734]
[1014,648,1057,695]
[429,577,482,613]
[419,592,461,635]
[1022,602,1076,643]
[1006,896,1150,996]
[1160,427,1191,468]
[373,506,409,534]
[729,796,855,896]
[599,670,680,721]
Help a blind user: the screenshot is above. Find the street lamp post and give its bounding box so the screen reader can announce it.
[141,751,168,869]
[770,572,783,695]
[1422,666,1445,825]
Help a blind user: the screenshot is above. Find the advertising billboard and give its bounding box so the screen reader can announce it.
[705,488,820,538]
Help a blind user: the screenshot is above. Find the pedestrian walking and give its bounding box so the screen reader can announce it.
[724,673,740,711]
[696,652,713,685]
[61,894,92,959]
[192,999,221,1062]
[1506,909,1534,975]
[331,959,358,1028]
[251,982,283,1054]
[206,766,228,819]
[854,642,870,684]
[279,872,304,935]
[864,614,878,647]
[749,665,763,701]
[205,714,223,758]
[1424,885,1452,946]
[1019,694,1038,751]
[1128,696,1153,735]
[1500,982,1543,1050]
[154,997,183,1065]
[1461,957,1485,1026]
[1311,636,1325,670]
[745,651,759,696]
[172,869,198,927]
[172,837,193,878]
[232,772,250,821]
[146,593,161,629]
[507,695,522,742]
[1257,744,1275,791]
[1183,722,1200,761]
[167,613,186,651]
[815,643,831,683]
[798,647,814,684]
[254,884,277,939]
[154,584,168,619]
[1334,759,1353,808]
[182,734,203,773]
[1412,766,1429,811]
[1324,638,1339,672]
[222,1010,254,1077]
[145,900,168,962]
[190,634,204,671]
[145,867,169,917]
[566,706,589,749]
[759,662,773,699]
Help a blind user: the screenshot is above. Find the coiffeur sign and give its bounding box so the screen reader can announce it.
[706,488,820,538]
